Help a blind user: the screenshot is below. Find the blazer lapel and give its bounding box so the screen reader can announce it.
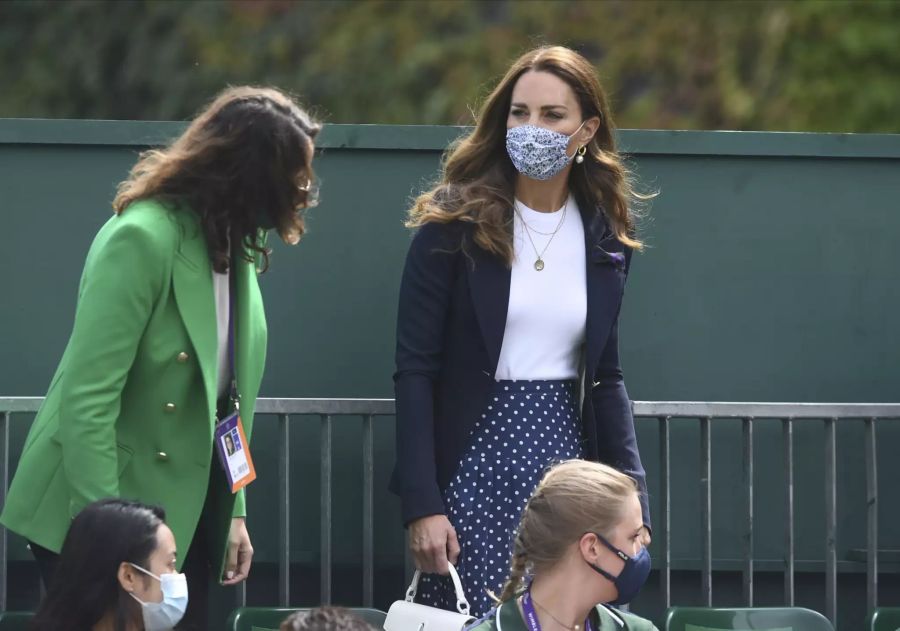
[467,244,511,372]
[582,204,627,376]
[171,213,217,425]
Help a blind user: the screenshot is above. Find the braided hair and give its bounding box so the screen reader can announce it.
[496,531,531,602]
[493,460,640,604]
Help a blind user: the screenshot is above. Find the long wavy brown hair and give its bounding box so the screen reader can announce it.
[114,86,321,273]
[408,46,648,264]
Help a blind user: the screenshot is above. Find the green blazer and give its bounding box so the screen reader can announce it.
[468,599,659,631]
[0,200,267,575]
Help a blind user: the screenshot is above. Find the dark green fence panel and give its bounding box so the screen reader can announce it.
[1,121,899,628]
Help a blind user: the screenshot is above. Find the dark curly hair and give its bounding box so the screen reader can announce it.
[280,607,375,631]
[113,86,321,273]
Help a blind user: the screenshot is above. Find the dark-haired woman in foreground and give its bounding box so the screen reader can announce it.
[1,86,321,629]
[32,498,184,631]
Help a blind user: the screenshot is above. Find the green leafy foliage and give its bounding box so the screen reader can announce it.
[1,0,898,131]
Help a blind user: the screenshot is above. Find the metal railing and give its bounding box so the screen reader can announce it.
[639,401,900,623]
[252,398,396,608]
[1,397,898,625]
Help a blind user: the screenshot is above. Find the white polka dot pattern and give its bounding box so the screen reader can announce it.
[416,379,583,616]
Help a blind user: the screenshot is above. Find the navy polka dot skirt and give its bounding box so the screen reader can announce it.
[416,379,583,616]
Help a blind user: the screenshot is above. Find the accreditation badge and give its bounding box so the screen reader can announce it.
[214,411,257,493]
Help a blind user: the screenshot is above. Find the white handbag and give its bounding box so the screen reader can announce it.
[384,563,477,631]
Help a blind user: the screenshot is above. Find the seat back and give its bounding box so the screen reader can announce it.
[867,608,900,631]
[227,607,387,631]
[665,607,834,631]
[0,612,35,631]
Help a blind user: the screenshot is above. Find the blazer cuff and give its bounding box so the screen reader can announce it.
[231,488,247,518]
[639,491,651,533]
[401,486,447,527]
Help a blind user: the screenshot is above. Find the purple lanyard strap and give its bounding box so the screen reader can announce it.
[520,590,595,631]
[226,269,239,414]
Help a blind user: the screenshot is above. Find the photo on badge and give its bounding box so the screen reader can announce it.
[224,432,237,456]
[214,412,257,493]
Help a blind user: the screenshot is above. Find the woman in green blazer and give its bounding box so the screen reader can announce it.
[0,86,321,630]
[468,461,657,631]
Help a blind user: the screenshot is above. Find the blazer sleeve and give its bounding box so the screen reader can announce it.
[58,217,171,519]
[232,489,246,518]
[233,233,268,520]
[393,221,460,525]
[590,246,651,530]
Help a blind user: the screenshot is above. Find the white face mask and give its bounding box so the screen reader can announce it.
[129,563,189,631]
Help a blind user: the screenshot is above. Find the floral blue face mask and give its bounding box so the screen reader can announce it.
[505,121,585,181]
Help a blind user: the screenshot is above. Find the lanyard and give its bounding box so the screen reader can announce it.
[520,590,595,631]
[225,269,239,416]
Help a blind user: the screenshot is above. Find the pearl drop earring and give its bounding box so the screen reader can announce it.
[575,145,587,164]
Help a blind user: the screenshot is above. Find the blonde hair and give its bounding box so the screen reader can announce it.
[408,45,650,265]
[496,460,639,602]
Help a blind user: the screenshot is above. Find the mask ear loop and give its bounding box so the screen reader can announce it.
[126,563,160,605]
[129,563,161,582]
[587,559,619,583]
[584,531,633,582]
[594,532,633,561]
[567,120,588,160]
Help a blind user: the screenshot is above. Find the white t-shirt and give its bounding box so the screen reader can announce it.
[213,269,230,398]
[494,196,587,381]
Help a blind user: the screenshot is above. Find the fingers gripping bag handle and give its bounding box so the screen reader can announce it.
[385,562,475,631]
[404,562,471,616]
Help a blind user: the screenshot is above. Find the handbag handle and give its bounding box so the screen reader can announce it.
[404,562,471,616]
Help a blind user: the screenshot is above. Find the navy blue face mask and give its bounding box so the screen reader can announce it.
[585,532,651,605]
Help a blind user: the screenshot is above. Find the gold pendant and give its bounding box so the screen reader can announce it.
[534,258,545,271]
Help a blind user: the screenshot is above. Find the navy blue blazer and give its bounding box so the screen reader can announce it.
[390,202,650,530]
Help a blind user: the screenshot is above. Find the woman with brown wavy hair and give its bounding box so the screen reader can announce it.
[390,46,652,615]
[1,86,320,630]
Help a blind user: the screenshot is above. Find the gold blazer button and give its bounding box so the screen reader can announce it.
[164,403,177,413]
[176,352,190,363]
[156,451,169,461]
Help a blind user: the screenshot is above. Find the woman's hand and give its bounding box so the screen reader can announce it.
[222,517,254,585]
[409,514,460,575]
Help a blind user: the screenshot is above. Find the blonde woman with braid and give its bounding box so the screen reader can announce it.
[468,460,656,631]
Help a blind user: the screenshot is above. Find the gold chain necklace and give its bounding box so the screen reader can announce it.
[514,198,568,271]
[530,596,585,631]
